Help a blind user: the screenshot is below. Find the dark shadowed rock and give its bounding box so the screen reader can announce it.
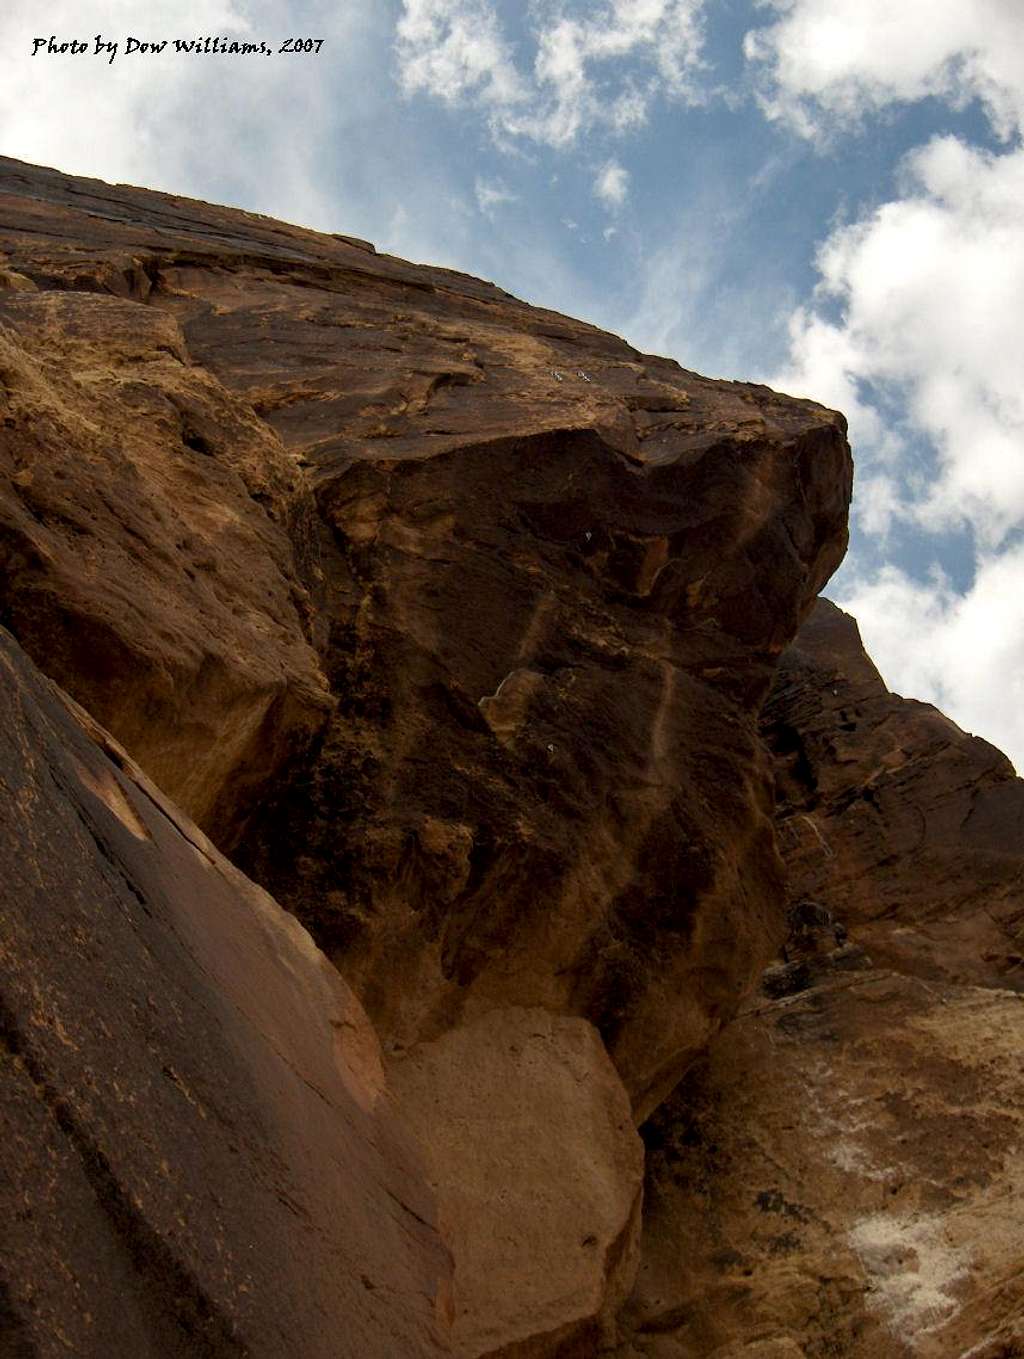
[0,626,450,1359]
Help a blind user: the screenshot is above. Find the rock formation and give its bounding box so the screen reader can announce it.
[0,625,449,1358]
[0,283,331,846]
[8,155,1022,1359]
[619,601,1024,1357]
[0,154,851,1130]
[392,1008,644,1357]
[0,156,855,1356]
[763,598,1024,989]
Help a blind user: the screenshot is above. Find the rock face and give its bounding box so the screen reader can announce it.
[617,600,1024,1358]
[623,971,1024,1359]
[0,285,331,847]
[763,598,1024,989]
[0,155,853,1125]
[0,626,450,1358]
[5,155,1024,1359]
[392,1008,644,1358]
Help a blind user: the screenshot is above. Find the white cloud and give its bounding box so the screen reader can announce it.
[772,134,1024,757]
[745,0,1024,140]
[474,176,517,214]
[594,158,630,209]
[772,136,1024,550]
[837,552,1024,773]
[395,0,707,149]
[0,0,374,230]
[394,0,527,109]
[748,2,1024,767]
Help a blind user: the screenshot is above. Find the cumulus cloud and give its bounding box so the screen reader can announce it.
[395,0,707,149]
[745,0,1024,140]
[838,552,1024,773]
[752,0,1024,764]
[775,136,1024,548]
[594,158,630,209]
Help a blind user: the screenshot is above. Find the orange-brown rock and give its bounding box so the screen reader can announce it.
[615,601,1024,1358]
[0,156,852,1119]
[0,284,331,845]
[390,1008,644,1357]
[763,598,1024,989]
[620,969,1024,1359]
[0,625,450,1358]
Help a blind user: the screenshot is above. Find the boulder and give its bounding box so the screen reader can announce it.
[391,1008,644,1357]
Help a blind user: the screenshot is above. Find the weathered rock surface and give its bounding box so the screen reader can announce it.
[762,598,1024,989]
[0,626,450,1358]
[621,971,1024,1359]
[391,1008,644,1358]
[0,284,331,846]
[6,152,1024,1359]
[0,155,853,1120]
[615,601,1024,1358]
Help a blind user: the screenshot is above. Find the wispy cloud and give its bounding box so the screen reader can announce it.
[474,175,518,215]
[394,0,527,110]
[594,158,630,209]
[395,0,708,149]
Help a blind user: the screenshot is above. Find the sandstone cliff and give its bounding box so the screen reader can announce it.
[620,601,1024,1358]
[7,155,1016,1359]
[2,156,849,1127]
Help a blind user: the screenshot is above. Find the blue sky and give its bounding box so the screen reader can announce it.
[3,0,1023,767]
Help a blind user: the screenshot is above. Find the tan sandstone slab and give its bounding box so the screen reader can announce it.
[390,1007,645,1358]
